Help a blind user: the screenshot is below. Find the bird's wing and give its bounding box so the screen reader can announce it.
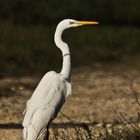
[23,71,59,126]
[22,71,70,139]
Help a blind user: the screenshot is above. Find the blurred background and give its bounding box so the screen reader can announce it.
[0,0,140,76]
[1,1,140,139]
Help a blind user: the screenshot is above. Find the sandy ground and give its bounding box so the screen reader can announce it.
[1,63,140,139]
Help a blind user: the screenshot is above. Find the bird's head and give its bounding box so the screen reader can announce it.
[58,19,99,30]
[54,19,99,50]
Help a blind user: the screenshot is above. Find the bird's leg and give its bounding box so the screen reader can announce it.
[43,125,50,140]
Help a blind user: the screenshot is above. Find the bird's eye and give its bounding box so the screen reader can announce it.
[69,21,74,24]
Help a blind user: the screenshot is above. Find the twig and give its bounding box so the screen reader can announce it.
[130,80,140,106]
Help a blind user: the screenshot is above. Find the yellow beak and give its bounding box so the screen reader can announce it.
[76,20,99,25]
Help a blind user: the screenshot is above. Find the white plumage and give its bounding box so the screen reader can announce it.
[22,19,98,140]
[23,71,71,140]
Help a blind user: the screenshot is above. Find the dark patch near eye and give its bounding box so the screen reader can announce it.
[69,21,74,24]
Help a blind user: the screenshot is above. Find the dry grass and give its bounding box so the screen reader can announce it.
[1,64,140,139]
[1,123,140,140]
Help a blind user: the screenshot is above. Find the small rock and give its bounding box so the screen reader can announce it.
[96,122,104,127]
[106,123,112,128]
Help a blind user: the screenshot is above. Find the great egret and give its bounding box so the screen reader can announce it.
[22,19,98,140]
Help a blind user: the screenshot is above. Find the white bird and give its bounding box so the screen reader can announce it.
[22,19,98,140]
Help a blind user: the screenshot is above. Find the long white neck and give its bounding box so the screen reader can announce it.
[54,24,71,81]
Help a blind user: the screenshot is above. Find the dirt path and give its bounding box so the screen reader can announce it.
[1,63,140,139]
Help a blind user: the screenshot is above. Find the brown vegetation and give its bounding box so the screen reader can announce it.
[1,63,140,139]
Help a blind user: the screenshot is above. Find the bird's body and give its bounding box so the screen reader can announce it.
[22,19,98,140]
[23,71,71,140]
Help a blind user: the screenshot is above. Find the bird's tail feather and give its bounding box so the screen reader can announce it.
[23,127,27,140]
[23,125,38,140]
